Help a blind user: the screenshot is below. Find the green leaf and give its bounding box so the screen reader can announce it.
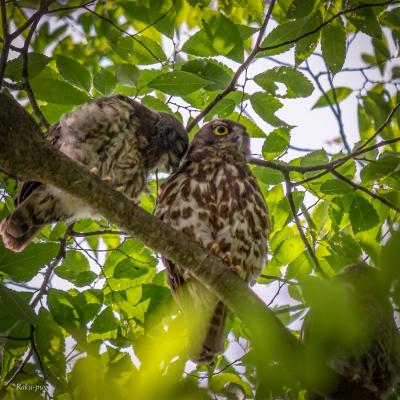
[148,71,213,95]
[202,10,242,56]
[5,53,51,82]
[93,68,117,95]
[250,92,287,127]
[47,289,84,341]
[0,285,38,325]
[129,36,167,65]
[312,87,352,109]
[226,112,266,138]
[295,10,323,65]
[0,242,58,282]
[181,59,232,91]
[211,373,253,397]
[56,55,91,92]
[349,195,379,234]
[262,127,290,159]
[149,0,176,38]
[181,30,218,57]
[55,250,96,287]
[75,289,104,323]
[113,259,149,280]
[287,0,318,18]
[88,307,119,342]
[372,37,390,75]
[321,16,346,75]
[380,230,400,282]
[252,166,284,185]
[348,8,382,39]
[275,236,304,265]
[115,64,140,87]
[319,179,353,195]
[360,155,400,184]
[142,95,173,114]
[36,308,66,385]
[254,66,313,98]
[261,15,318,56]
[30,78,90,105]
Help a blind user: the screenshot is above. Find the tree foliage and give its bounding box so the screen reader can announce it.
[0,0,400,399]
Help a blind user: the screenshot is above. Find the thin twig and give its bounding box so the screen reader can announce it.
[4,347,33,388]
[0,0,10,88]
[331,169,400,213]
[259,0,400,52]
[284,172,327,278]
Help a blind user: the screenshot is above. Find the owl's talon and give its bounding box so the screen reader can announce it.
[90,166,98,174]
[210,242,220,255]
[231,265,242,275]
[102,175,112,182]
[223,251,233,266]
[128,196,137,203]
[116,185,125,192]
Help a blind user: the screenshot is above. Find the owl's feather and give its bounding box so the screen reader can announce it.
[0,95,187,252]
[156,119,269,363]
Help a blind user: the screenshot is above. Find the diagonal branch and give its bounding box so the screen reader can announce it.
[283,172,327,278]
[0,91,349,397]
[186,0,276,132]
[259,0,400,52]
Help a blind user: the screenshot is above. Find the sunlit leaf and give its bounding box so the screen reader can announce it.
[312,87,352,109]
[349,195,379,233]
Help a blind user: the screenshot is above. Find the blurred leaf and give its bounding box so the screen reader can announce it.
[312,87,352,109]
[149,71,213,95]
[36,308,66,385]
[348,8,382,39]
[254,66,313,98]
[202,10,242,56]
[93,68,117,95]
[0,285,38,325]
[319,179,353,195]
[287,0,318,18]
[56,55,92,92]
[88,307,119,342]
[275,236,304,265]
[0,242,58,282]
[181,29,218,57]
[360,155,400,184]
[253,166,284,185]
[321,16,346,75]
[55,250,96,287]
[31,78,90,105]
[182,59,232,91]
[116,64,140,87]
[210,373,253,397]
[5,53,51,82]
[349,195,379,233]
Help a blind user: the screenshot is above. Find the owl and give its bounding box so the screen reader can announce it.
[303,264,400,400]
[0,95,188,252]
[155,119,270,364]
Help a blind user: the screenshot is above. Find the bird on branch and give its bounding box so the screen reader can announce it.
[155,119,270,364]
[0,95,188,252]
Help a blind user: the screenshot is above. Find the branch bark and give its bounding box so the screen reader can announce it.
[0,93,380,398]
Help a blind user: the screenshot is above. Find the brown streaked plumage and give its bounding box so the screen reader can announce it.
[0,95,188,252]
[155,119,270,364]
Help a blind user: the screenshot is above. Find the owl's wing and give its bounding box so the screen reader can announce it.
[15,124,62,207]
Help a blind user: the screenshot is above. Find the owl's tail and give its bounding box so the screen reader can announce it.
[192,301,228,364]
[0,188,60,252]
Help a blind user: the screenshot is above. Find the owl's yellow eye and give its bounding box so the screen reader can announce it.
[213,125,229,136]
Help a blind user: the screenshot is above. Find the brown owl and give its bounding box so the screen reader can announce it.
[0,95,188,252]
[155,119,270,364]
[303,264,400,400]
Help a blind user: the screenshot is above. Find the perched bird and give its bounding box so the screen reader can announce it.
[303,264,400,400]
[155,119,269,363]
[0,95,188,252]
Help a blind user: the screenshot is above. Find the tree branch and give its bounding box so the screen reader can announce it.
[0,92,347,397]
[259,1,400,52]
[186,0,276,132]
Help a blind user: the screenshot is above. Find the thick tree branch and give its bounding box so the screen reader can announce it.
[0,92,349,397]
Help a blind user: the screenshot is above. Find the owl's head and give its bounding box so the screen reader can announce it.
[153,112,188,171]
[192,119,251,157]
